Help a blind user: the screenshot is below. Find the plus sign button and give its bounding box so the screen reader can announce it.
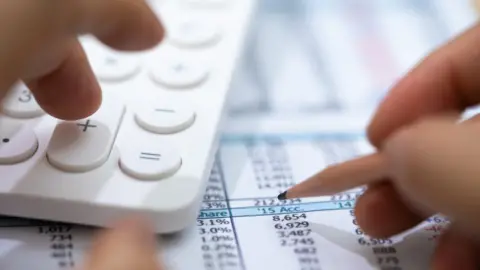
[150,55,209,89]
[46,98,125,172]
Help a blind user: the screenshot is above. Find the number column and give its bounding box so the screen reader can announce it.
[252,140,318,269]
[198,159,244,270]
[224,139,323,270]
[37,224,76,269]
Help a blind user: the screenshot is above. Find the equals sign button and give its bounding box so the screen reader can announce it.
[139,152,161,161]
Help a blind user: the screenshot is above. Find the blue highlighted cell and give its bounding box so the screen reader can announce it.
[199,210,230,219]
[198,200,355,219]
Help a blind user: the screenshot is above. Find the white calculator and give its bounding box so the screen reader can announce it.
[0,0,256,233]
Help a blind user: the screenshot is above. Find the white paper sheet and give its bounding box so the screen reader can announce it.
[0,116,452,270]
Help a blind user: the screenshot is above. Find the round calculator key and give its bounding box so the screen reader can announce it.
[168,19,221,48]
[119,145,182,180]
[183,0,229,6]
[2,83,44,118]
[89,54,141,82]
[0,124,38,164]
[135,104,195,134]
[150,57,208,89]
[83,41,141,82]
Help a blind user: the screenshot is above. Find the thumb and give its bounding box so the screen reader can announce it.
[382,115,480,235]
[80,217,164,270]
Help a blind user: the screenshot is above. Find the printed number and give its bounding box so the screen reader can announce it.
[38,225,72,234]
[18,89,32,103]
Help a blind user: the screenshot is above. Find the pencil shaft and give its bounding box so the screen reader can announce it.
[284,153,386,199]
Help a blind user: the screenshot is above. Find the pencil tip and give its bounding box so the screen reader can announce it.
[277,191,287,200]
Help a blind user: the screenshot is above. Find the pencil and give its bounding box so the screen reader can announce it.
[278,152,387,200]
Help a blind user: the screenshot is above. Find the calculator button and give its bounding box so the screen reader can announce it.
[150,56,208,88]
[83,41,140,82]
[46,98,125,172]
[0,124,38,164]
[135,103,195,134]
[2,84,44,118]
[120,144,181,180]
[184,0,229,7]
[89,54,140,82]
[168,19,221,47]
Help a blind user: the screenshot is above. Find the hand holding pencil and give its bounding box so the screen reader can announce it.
[280,20,480,269]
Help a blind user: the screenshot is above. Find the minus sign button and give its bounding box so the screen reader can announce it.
[155,109,176,113]
[134,104,195,134]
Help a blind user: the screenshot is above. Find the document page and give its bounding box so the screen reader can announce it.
[0,117,452,270]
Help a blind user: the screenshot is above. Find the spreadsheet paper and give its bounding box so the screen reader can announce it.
[0,117,452,270]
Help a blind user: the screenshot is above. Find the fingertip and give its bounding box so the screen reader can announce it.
[430,228,478,270]
[354,182,424,238]
[382,114,458,166]
[82,216,161,270]
[365,114,384,149]
[364,43,466,148]
[111,215,156,245]
[381,114,459,177]
[97,13,164,51]
[32,81,102,121]
[380,115,480,229]
[28,40,102,121]
[82,0,165,52]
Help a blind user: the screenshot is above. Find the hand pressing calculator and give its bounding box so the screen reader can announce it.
[0,0,256,233]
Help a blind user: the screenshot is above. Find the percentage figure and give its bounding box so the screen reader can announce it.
[218,227,232,233]
[215,219,230,224]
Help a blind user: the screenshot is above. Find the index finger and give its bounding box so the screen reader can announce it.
[0,0,163,91]
[367,22,480,147]
[0,0,164,120]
